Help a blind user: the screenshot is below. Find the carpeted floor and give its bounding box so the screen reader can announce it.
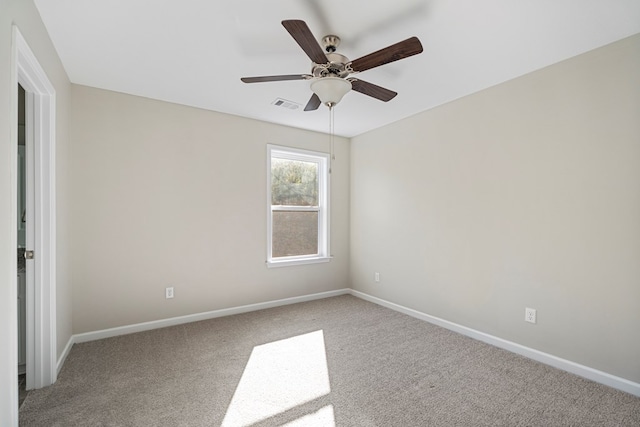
[19,295,640,426]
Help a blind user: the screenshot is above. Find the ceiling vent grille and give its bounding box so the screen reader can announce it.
[271,98,301,110]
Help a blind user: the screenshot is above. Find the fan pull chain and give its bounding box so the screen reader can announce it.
[329,103,335,174]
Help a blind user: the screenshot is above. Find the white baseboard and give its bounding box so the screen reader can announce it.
[59,287,638,398]
[349,289,640,397]
[57,335,74,375]
[73,289,350,344]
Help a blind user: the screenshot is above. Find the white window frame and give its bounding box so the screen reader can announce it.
[267,144,330,268]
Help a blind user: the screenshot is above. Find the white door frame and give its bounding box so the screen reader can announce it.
[11,26,57,391]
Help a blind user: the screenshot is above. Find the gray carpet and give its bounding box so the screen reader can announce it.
[19,295,640,426]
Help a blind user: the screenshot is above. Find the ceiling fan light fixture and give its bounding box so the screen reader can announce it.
[310,77,352,106]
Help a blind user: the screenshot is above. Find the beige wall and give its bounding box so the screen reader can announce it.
[350,34,640,383]
[0,0,72,422]
[70,85,350,334]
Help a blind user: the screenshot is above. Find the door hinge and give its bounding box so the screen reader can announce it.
[24,250,34,260]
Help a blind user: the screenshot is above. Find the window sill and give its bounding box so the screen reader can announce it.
[266,256,331,268]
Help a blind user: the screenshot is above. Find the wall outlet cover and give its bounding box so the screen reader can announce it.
[525,307,536,324]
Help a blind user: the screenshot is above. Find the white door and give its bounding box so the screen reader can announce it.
[23,89,36,390]
[14,25,58,392]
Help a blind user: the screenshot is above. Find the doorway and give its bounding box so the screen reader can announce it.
[17,84,28,406]
[12,26,58,399]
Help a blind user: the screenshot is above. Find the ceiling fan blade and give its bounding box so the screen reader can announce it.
[304,93,322,111]
[241,74,311,83]
[349,37,423,73]
[282,19,328,64]
[349,79,397,102]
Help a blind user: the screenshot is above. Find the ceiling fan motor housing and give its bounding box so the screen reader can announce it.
[312,52,350,78]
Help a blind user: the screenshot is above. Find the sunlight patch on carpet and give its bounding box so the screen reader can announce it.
[221,330,332,427]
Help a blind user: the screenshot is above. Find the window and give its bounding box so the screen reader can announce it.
[267,145,330,267]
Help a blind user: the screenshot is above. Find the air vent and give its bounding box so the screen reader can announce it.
[271,98,301,110]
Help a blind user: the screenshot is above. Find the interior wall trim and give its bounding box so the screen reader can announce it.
[13,24,58,392]
[59,288,638,398]
[72,289,350,344]
[56,336,74,375]
[350,290,640,398]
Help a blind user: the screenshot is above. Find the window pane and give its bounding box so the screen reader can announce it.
[271,158,318,206]
[272,211,318,257]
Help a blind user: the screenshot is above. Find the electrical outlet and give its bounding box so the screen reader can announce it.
[525,307,536,324]
[165,287,174,299]
[375,272,380,282]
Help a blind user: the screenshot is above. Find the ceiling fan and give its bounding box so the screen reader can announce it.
[241,19,423,111]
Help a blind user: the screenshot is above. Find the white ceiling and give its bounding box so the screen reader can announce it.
[34,0,640,137]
